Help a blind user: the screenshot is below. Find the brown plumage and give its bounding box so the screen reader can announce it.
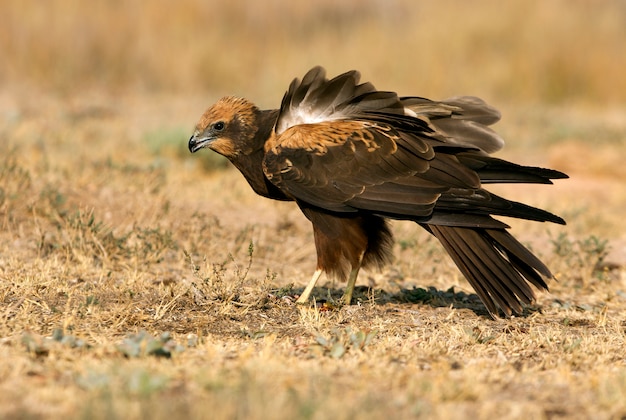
[188,66,567,318]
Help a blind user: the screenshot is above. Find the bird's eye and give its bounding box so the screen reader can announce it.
[213,121,225,131]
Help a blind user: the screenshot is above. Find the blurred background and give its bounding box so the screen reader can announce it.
[2,0,625,106]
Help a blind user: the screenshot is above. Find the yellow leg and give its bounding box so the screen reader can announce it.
[342,253,364,305]
[296,268,323,304]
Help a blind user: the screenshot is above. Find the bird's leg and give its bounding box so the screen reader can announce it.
[296,268,323,304]
[342,252,364,305]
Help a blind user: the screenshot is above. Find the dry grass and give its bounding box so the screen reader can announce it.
[2,1,626,419]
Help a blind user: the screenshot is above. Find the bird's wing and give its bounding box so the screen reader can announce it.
[274,66,405,134]
[264,117,480,217]
[400,96,504,154]
[263,67,561,227]
[263,67,482,219]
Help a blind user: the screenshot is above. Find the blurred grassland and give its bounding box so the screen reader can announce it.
[1,0,626,105]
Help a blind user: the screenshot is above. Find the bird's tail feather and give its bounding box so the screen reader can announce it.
[425,224,552,317]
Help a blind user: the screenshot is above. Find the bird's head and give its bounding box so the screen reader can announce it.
[188,96,261,158]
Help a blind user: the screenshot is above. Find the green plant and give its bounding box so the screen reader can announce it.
[117,330,184,359]
[550,232,610,282]
[312,327,378,359]
[185,240,255,304]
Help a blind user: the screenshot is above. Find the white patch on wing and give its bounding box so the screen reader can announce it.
[295,108,328,125]
[276,106,346,135]
[403,107,418,118]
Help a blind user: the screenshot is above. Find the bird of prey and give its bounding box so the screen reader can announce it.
[188,66,567,318]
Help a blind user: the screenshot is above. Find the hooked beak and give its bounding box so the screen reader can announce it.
[188,133,213,153]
